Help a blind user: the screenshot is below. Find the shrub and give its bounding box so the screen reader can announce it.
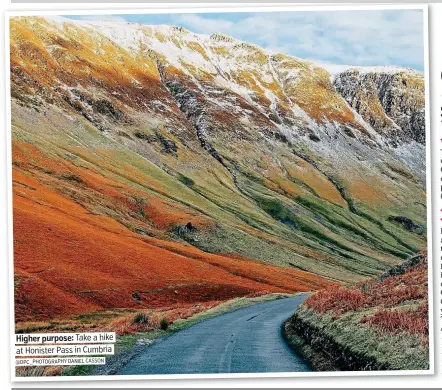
[179,174,195,187]
[132,292,141,301]
[361,302,428,336]
[132,312,149,324]
[305,252,428,318]
[60,172,83,183]
[160,318,169,330]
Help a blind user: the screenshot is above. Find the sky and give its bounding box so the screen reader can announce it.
[68,9,425,72]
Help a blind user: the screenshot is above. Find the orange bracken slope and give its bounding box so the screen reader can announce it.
[13,165,332,322]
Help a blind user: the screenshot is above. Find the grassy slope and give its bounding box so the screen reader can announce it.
[13,160,331,321]
[12,94,426,323]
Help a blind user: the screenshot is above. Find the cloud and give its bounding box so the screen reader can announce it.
[174,10,424,71]
[73,9,424,71]
[176,14,234,35]
[73,15,127,23]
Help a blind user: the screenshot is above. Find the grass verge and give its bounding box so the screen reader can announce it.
[283,252,429,371]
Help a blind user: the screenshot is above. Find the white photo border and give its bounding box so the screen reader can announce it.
[4,3,433,382]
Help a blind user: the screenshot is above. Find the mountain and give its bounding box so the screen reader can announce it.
[9,16,426,321]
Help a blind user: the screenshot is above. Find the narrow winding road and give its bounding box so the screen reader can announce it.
[118,294,311,375]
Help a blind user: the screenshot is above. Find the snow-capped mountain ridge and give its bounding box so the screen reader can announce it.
[10,16,426,182]
[47,16,423,75]
[320,63,421,78]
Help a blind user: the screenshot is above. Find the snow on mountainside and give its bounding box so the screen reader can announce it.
[9,16,427,320]
[320,63,421,78]
[14,17,425,141]
[9,16,427,196]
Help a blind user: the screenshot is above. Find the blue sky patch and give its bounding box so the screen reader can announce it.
[67,9,424,72]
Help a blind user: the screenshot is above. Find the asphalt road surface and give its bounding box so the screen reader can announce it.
[118,294,311,375]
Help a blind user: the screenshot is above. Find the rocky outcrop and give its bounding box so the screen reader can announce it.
[387,216,424,235]
[333,69,425,145]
